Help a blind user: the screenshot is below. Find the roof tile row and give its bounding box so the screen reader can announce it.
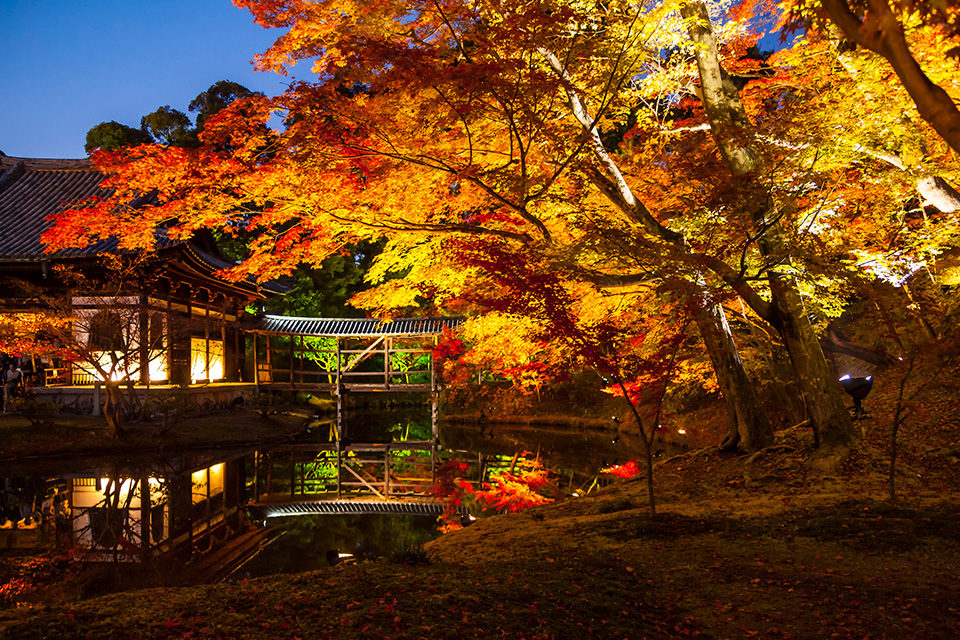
[258,315,464,337]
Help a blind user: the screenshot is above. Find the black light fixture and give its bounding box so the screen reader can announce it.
[839,375,873,418]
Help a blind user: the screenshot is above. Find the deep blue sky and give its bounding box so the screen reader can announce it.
[0,0,296,159]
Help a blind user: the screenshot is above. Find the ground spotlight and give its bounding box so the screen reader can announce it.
[839,375,873,418]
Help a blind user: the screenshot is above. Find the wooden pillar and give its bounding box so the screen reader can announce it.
[265,334,272,381]
[220,304,228,382]
[288,335,295,386]
[384,447,391,497]
[336,338,342,390]
[298,335,304,384]
[165,300,173,384]
[204,308,211,382]
[253,333,260,388]
[186,298,193,384]
[234,321,242,382]
[138,296,149,386]
[431,336,438,440]
[384,337,390,389]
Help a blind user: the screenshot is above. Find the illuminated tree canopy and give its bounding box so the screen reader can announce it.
[44,0,960,470]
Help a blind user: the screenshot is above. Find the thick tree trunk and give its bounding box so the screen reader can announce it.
[767,275,858,449]
[694,302,772,452]
[103,382,125,439]
[537,45,771,452]
[682,1,857,451]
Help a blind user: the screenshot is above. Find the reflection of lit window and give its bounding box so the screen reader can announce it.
[191,468,208,504]
[190,463,224,504]
[191,338,224,382]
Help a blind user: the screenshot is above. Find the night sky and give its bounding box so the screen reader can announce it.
[0,0,296,159]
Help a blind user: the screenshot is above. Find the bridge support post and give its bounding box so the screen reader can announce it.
[430,345,438,440]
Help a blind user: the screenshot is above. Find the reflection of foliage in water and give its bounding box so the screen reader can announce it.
[387,419,432,442]
[238,514,438,578]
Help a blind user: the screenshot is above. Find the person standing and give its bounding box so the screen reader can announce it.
[2,363,23,414]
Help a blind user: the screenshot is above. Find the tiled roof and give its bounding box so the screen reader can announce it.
[0,156,118,260]
[183,243,291,295]
[0,155,286,295]
[257,315,464,337]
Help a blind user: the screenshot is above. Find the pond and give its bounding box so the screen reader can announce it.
[0,405,649,580]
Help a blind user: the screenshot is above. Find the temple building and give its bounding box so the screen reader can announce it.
[0,155,285,407]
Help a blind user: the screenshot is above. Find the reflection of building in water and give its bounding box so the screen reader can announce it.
[1,455,245,562]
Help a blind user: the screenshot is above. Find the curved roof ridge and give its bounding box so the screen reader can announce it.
[0,156,92,171]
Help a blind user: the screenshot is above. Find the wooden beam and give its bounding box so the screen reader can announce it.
[204,308,211,382]
[288,334,294,386]
[341,464,385,498]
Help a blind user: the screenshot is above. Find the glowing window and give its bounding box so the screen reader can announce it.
[191,338,224,382]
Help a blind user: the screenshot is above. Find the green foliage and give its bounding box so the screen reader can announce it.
[84,121,151,152]
[140,106,198,147]
[188,80,262,131]
[263,243,382,317]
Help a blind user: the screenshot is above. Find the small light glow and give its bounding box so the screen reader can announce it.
[571,492,580,498]
[678,429,687,435]
[866,376,872,381]
[839,374,851,381]
[338,552,354,559]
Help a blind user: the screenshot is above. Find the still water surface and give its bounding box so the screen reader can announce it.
[1,407,644,577]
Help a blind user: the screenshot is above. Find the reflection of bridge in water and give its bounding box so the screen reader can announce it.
[246,315,478,518]
[246,441,493,519]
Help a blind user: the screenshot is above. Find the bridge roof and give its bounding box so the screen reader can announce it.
[254,500,464,518]
[254,315,464,337]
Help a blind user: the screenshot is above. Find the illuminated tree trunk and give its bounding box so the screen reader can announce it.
[538,46,771,452]
[102,381,125,439]
[682,1,857,451]
[694,302,772,452]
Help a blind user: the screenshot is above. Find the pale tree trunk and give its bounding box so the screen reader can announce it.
[536,47,772,452]
[681,1,858,451]
[694,302,772,451]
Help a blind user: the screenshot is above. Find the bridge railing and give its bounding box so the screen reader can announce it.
[248,446,489,504]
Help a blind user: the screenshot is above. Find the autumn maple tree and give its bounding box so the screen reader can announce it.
[43,0,960,463]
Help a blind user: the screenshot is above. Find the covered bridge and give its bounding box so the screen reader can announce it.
[249,315,464,392]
